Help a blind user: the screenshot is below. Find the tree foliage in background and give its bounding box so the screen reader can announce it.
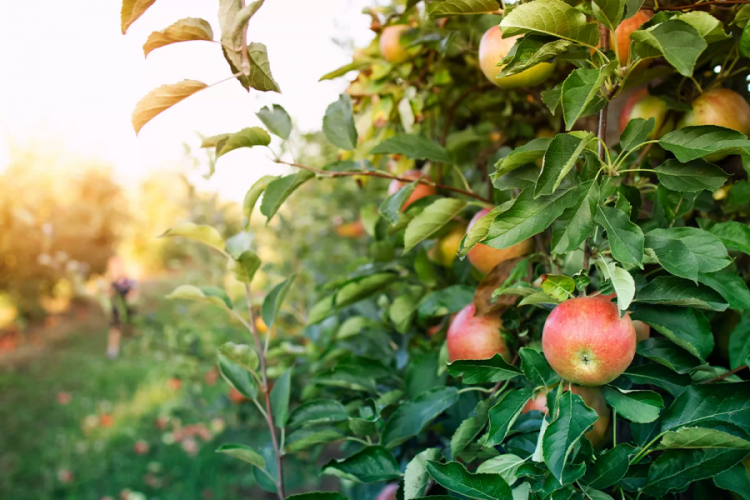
[122,0,750,499]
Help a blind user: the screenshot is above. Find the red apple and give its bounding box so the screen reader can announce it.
[447,303,510,362]
[619,88,670,138]
[479,26,555,88]
[522,385,611,447]
[611,11,652,67]
[466,208,535,275]
[376,483,399,500]
[678,88,750,136]
[387,169,437,210]
[380,26,411,64]
[542,296,636,386]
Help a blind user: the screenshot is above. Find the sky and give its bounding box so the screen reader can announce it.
[0,1,376,201]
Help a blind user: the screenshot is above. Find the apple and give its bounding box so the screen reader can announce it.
[467,208,535,275]
[678,88,750,136]
[335,218,366,239]
[542,296,636,386]
[522,385,611,447]
[429,222,468,267]
[380,25,412,64]
[447,303,510,362]
[376,484,399,500]
[611,11,652,67]
[619,88,671,138]
[387,169,437,210]
[633,320,650,342]
[479,26,555,89]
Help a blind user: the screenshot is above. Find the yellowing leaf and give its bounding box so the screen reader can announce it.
[160,222,227,255]
[121,0,158,34]
[132,80,207,135]
[143,18,214,57]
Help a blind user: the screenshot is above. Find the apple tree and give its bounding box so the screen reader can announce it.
[122,0,750,498]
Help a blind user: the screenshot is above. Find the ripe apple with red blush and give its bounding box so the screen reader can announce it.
[466,208,534,275]
[619,88,671,138]
[611,11,652,67]
[387,169,437,210]
[542,296,636,386]
[380,25,412,64]
[447,303,510,362]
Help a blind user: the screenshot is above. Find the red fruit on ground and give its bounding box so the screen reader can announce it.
[387,169,437,210]
[447,303,509,362]
[466,208,534,275]
[542,296,636,385]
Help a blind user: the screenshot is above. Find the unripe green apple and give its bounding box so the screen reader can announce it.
[376,483,399,500]
[619,88,671,138]
[522,385,611,447]
[380,25,412,64]
[467,208,535,275]
[387,169,437,210]
[678,88,750,135]
[429,222,468,268]
[610,11,653,67]
[542,296,636,386]
[447,303,510,362]
[479,26,555,89]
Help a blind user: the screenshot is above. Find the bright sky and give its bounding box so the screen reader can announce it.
[0,1,375,201]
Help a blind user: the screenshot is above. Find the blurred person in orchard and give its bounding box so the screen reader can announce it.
[105,256,138,359]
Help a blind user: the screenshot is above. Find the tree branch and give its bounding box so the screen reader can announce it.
[699,365,748,384]
[274,158,492,203]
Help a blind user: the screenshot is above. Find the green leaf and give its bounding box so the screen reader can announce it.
[631,20,707,77]
[485,389,534,447]
[551,180,599,255]
[323,95,358,150]
[143,18,214,57]
[404,198,467,253]
[319,59,375,81]
[715,463,750,500]
[121,0,157,34]
[285,427,344,452]
[520,347,560,388]
[588,444,636,489]
[218,342,259,372]
[661,382,750,432]
[451,400,493,459]
[621,363,691,397]
[370,135,451,163]
[160,222,227,255]
[499,0,600,47]
[543,392,599,483]
[698,269,750,311]
[245,42,281,92]
[708,221,750,256]
[620,117,655,152]
[166,285,233,310]
[655,159,728,192]
[636,337,703,374]
[742,20,750,59]
[380,179,419,225]
[243,175,275,227]
[536,132,595,196]
[288,400,349,428]
[644,448,748,496]
[262,275,296,330]
[286,493,349,500]
[322,446,401,483]
[476,453,526,483]
[560,66,614,131]
[426,461,513,500]
[229,250,262,284]
[729,315,750,370]
[597,260,636,312]
[647,227,731,275]
[218,127,272,158]
[592,0,625,30]
[382,387,459,449]
[427,0,500,17]
[602,386,663,424]
[541,274,575,301]
[659,126,750,162]
[417,285,474,320]
[660,426,750,449]
[495,137,552,176]
[256,104,292,140]
[405,448,442,499]
[260,170,316,223]
[631,304,714,360]
[595,205,644,267]
[677,11,730,44]
[457,204,511,257]
[216,443,265,468]
[447,354,522,384]
[218,353,257,399]
[499,37,573,79]
[485,187,579,250]
[635,276,728,311]
[270,368,291,428]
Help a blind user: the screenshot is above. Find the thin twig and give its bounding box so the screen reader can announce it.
[274,159,492,203]
[699,365,748,384]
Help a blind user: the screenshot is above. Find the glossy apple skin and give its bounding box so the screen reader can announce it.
[376,483,399,500]
[542,296,636,386]
[611,11,652,66]
[467,208,535,275]
[619,88,670,138]
[522,385,611,447]
[430,223,468,267]
[380,26,411,64]
[479,26,555,89]
[678,89,750,136]
[387,169,437,210]
[447,303,510,362]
